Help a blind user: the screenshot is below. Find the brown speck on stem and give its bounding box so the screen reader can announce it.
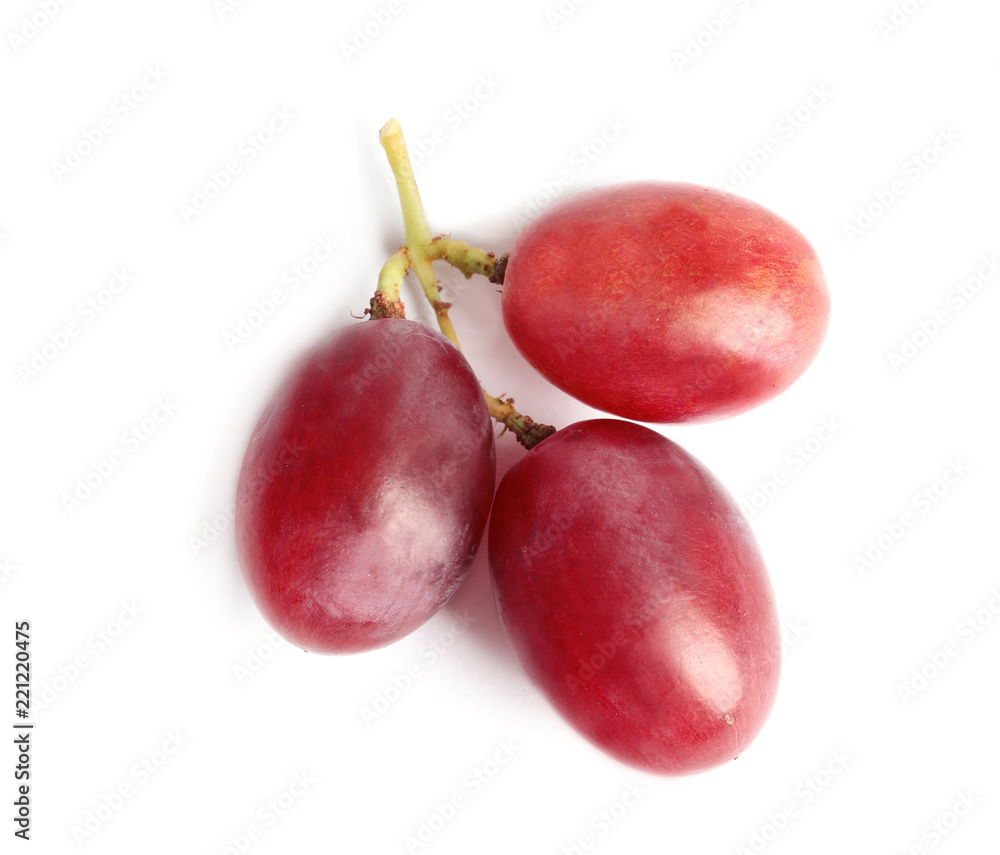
[486,394,557,450]
[367,290,406,319]
[489,253,509,286]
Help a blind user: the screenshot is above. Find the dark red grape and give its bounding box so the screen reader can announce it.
[488,419,780,774]
[236,319,495,654]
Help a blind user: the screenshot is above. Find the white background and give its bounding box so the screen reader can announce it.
[2,0,998,852]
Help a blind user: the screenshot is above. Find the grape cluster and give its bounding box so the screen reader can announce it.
[235,119,830,775]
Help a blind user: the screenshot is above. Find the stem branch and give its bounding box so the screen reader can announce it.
[377,117,555,449]
[426,239,503,282]
[380,120,461,349]
[369,248,409,318]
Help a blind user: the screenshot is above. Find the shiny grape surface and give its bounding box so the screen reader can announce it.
[237,319,496,654]
[502,182,830,422]
[489,419,780,774]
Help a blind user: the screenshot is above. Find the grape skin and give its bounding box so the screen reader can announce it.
[489,419,780,774]
[236,319,496,654]
[502,181,830,422]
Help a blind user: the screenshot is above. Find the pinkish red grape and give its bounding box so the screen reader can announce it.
[502,182,829,422]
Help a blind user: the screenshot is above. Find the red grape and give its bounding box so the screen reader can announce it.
[236,319,496,654]
[502,182,830,422]
[488,419,780,774]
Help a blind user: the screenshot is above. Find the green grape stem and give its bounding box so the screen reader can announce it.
[376,117,555,450]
